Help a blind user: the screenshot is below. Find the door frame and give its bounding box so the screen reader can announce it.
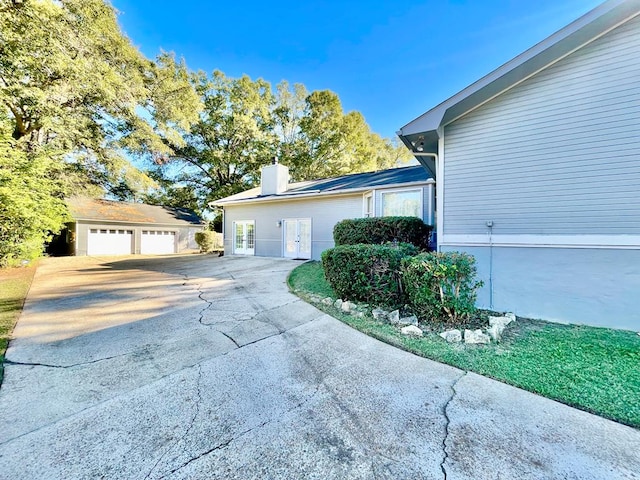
[232,220,255,255]
[282,218,311,260]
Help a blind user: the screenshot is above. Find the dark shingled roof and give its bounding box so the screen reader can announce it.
[213,165,432,205]
[67,197,203,226]
[290,165,430,193]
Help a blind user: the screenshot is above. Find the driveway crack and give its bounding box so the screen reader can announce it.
[3,352,130,369]
[145,364,203,479]
[441,371,467,480]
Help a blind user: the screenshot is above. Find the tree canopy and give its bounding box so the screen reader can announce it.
[0,0,201,264]
[0,0,413,263]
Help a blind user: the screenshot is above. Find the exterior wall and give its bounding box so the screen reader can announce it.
[442,15,640,238]
[441,245,640,331]
[73,221,203,256]
[223,195,363,260]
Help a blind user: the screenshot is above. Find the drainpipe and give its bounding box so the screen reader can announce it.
[412,152,438,249]
[486,220,494,309]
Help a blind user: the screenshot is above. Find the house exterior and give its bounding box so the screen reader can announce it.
[66,197,204,256]
[398,0,640,330]
[212,163,434,261]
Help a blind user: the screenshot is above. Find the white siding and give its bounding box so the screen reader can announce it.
[223,195,363,260]
[443,15,640,237]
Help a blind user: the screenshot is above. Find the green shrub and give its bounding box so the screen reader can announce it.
[321,243,418,307]
[194,230,215,252]
[402,251,483,325]
[333,217,432,250]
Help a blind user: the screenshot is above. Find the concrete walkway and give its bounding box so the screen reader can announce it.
[0,255,638,479]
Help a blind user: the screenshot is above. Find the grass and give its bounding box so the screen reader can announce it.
[288,261,640,429]
[0,263,37,385]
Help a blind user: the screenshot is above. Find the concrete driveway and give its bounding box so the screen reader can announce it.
[0,255,638,479]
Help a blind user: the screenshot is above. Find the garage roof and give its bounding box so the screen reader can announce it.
[67,197,203,226]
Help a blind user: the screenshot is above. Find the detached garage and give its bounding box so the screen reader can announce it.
[66,197,204,256]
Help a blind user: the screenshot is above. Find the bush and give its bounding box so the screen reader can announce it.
[321,243,418,307]
[333,217,433,250]
[402,251,483,325]
[194,230,216,252]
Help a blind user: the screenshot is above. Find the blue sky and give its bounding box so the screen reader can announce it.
[112,0,603,139]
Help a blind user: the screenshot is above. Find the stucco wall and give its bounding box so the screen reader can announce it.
[441,245,640,331]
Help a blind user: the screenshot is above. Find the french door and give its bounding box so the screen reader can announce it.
[283,218,311,260]
[233,221,255,255]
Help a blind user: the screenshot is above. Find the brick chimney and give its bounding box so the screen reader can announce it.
[260,157,289,195]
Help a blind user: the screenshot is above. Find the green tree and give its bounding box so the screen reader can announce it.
[162,71,275,210]
[0,0,201,262]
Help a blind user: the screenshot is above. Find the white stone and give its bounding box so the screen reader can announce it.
[505,312,516,323]
[322,297,333,305]
[489,315,513,329]
[334,299,343,309]
[341,301,351,313]
[464,329,491,344]
[439,329,462,343]
[387,310,400,324]
[486,324,504,342]
[399,315,419,326]
[372,308,388,321]
[401,325,423,337]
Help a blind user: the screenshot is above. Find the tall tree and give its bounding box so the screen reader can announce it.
[162,71,276,210]
[0,0,201,264]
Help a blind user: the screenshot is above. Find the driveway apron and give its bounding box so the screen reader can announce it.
[0,255,638,479]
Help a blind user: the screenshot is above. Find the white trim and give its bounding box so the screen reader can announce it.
[441,234,640,250]
[363,191,374,218]
[436,129,445,250]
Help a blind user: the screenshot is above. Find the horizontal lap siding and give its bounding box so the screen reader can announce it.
[224,195,363,259]
[443,15,640,236]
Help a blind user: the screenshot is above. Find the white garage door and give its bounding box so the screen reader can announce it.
[141,230,176,254]
[87,229,133,255]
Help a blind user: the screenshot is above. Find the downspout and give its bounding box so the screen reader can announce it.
[412,152,438,248]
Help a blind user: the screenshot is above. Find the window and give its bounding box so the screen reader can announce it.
[364,193,374,217]
[381,189,421,218]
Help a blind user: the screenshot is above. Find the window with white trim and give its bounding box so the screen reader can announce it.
[364,193,374,217]
[381,189,421,218]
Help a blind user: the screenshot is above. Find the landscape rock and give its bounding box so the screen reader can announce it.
[341,301,351,313]
[334,299,343,309]
[322,297,333,306]
[387,310,400,324]
[401,325,423,337]
[489,315,514,329]
[399,315,419,326]
[439,329,462,343]
[505,312,516,323]
[372,308,388,321]
[464,329,491,344]
[486,324,504,342]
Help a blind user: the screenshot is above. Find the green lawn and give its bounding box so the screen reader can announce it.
[288,261,640,429]
[0,263,37,385]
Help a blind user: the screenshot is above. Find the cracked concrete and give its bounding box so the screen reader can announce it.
[0,255,639,479]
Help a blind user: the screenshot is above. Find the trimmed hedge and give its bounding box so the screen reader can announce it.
[321,243,418,307]
[333,216,432,250]
[402,251,483,324]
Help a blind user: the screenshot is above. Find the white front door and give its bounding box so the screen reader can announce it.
[233,221,255,255]
[283,218,311,260]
